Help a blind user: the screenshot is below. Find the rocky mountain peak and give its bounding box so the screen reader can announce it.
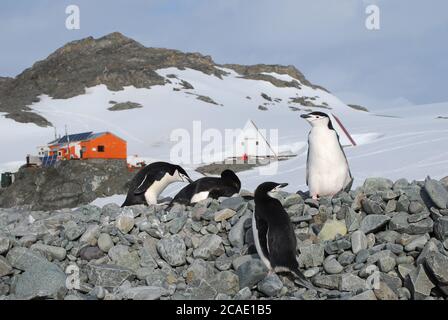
[0,32,325,127]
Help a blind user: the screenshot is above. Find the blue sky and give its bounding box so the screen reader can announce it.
[1,0,447,109]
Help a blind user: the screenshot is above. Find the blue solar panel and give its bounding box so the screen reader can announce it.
[57,132,93,144]
[40,155,58,167]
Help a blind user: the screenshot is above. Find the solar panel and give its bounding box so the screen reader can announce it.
[40,154,58,167]
[57,132,93,144]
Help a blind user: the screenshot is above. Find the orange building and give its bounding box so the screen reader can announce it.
[45,132,127,161]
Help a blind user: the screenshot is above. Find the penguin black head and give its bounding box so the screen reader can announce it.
[300,112,334,130]
[255,182,289,200]
[172,164,194,183]
[152,162,193,183]
[221,169,241,191]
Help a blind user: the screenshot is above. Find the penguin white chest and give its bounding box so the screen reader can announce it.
[144,173,177,205]
[190,192,210,204]
[307,128,351,196]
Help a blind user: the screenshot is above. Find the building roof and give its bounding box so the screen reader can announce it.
[48,131,126,145]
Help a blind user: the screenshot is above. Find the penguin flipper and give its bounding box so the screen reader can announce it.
[133,174,152,195]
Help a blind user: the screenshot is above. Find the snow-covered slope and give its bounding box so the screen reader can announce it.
[1,65,447,204]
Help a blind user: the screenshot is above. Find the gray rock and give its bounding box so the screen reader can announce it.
[373,281,398,300]
[378,256,396,273]
[389,212,433,235]
[79,225,100,245]
[416,239,440,265]
[393,178,410,190]
[396,196,410,212]
[210,271,240,296]
[228,212,252,248]
[101,203,121,218]
[385,200,397,213]
[363,178,393,194]
[0,256,13,277]
[405,265,436,300]
[193,234,223,260]
[408,210,430,223]
[397,287,411,300]
[185,259,215,284]
[349,290,377,300]
[351,230,368,254]
[425,252,448,285]
[361,199,384,215]
[375,230,400,244]
[168,215,188,234]
[30,243,67,261]
[304,267,320,278]
[98,233,114,253]
[156,235,186,267]
[398,264,416,279]
[13,261,66,299]
[345,208,362,232]
[214,208,236,222]
[257,273,283,297]
[424,178,448,209]
[404,235,429,252]
[323,256,343,274]
[215,254,233,271]
[236,259,268,289]
[355,249,370,264]
[6,247,48,270]
[338,251,355,266]
[64,220,86,241]
[0,237,10,255]
[298,244,325,268]
[119,286,164,300]
[86,264,134,288]
[234,287,252,300]
[340,273,366,293]
[396,256,414,265]
[312,274,341,290]
[79,246,105,261]
[219,197,245,211]
[434,216,448,241]
[324,238,352,255]
[185,279,217,300]
[116,213,135,234]
[108,245,140,271]
[360,215,390,234]
[409,201,424,214]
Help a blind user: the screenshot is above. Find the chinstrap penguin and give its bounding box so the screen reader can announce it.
[300,112,353,199]
[122,162,192,207]
[170,169,241,206]
[253,182,318,291]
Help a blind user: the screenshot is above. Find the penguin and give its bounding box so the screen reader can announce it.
[122,162,192,207]
[300,111,353,199]
[252,182,318,291]
[170,170,241,206]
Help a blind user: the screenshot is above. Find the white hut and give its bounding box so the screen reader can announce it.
[234,120,277,159]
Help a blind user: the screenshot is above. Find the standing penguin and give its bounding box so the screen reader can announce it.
[252,182,316,290]
[300,112,353,199]
[170,170,241,206]
[122,162,192,207]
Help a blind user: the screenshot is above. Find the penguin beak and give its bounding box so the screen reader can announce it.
[300,114,311,119]
[278,183,288,188]
[184,175,194,183]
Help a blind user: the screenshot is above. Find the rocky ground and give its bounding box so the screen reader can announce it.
[0,159,133,210]
[1,176,448,300]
